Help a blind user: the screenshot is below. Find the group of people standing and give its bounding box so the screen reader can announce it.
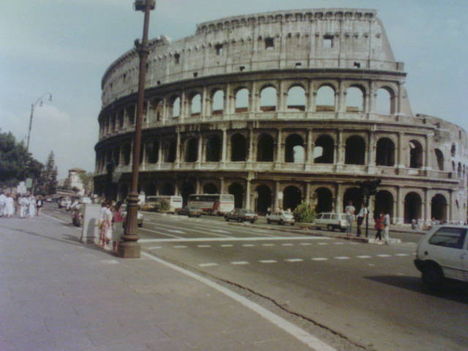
[345,201,391,244]
[98,201,124,252]
[0,192,43,218]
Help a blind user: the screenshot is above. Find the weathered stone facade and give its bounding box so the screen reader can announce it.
[94,9,467,224]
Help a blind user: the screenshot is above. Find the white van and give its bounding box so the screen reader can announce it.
[414,225,467,287]
[144,195,183,213]
[314,212,348,231]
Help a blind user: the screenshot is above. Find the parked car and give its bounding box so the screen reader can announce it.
[266,211,295,225]
[224,209,258,223]
[414,225,468,288]
[314,212,348,232]
[177,206,202,218]
[121,204,144,227]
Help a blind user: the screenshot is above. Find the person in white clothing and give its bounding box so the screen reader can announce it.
[383,212,391,244]
[5,194,15,217]
[0,191,6,217]
[28,195,36,217]
[19,196,29,218]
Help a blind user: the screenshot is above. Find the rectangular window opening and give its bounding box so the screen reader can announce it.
[215,44,223,55]
[323,35,334,48]
[265,37,274,49]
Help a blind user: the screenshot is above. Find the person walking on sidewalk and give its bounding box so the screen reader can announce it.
[374,213,384,242]
[28,194,36,217]
[0,191,6,217]
[356,205,368,237]
[36,196,43,216]
[99,202,113,249]
[383,212,391,244]
[5,194,15,217]
[111,201,124,252]
[19,195,28,218]
[345,201,356,237]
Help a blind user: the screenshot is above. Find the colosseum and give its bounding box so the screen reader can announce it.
[94,8,467,225]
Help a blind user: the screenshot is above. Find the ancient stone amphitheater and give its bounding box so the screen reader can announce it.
[94,8,467,224]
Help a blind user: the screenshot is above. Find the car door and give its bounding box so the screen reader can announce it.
[427,227,467,280]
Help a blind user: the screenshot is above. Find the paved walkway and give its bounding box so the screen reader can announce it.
[0,215,334,351]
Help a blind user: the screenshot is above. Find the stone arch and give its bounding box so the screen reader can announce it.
[404,192,422,223]
[316,85,335,112]
[231,134,247,161]
[119,183,129,200]
[345,135,366,165]
[343,187,363,214]
[374,191,394,218]
[376,137,395,166]
[434,149,444,171]
[160,182,175,195]
[255,184,272,214]
[181,182,195,206]
[212,89,224,114]
[315,187,333,213]
[170,96,181,118]
[235,88,249,112]
[409,140,423,168]
[190,93,202,116]
[283,185,302,211]
[206,135,221,162]
[164,139,176,163]
[451,143,456,157]
[286,85,306,111]
[185,138,198,162]
[375,87,395,115]
[257,133,274,161]
[228,182,244,208]
[431,194,447,222]
[345,86,365,112]
[123,143,131,165]
[146,141,159,164]
[203,183,218,194]
[314,134,334,163]
[260,86,277,112]
[285,134,305,163]
[144,182,157,196]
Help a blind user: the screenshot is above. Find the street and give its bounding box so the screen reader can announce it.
[46,205,468,351]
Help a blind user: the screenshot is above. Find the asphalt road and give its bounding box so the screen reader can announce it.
[47,205,468,351]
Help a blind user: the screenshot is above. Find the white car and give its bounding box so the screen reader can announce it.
[314,212,348,232]
[266,211,295,225]
[121,204,144,227]
[414,225,467,287]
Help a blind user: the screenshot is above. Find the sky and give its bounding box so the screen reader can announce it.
[1,0,467,178]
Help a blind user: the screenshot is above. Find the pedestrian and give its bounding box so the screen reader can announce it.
[36,196,43,216]
[112,201,124,252]
[374,213,384,242]
[5,194,15,217]
[19,195,28,218]
[356,205,368,237]
[344,201,355,237]
[0,191,6,217]
[28,194,36,217]
[98,202,113,249]
[383,212,391,244]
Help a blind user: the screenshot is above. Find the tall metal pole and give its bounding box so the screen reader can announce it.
[26,93,52,153]
[118,0,155,258]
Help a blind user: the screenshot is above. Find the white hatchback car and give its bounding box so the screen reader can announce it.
[266,211,295,225]
[314,212,348,232]
[414,225,467,287]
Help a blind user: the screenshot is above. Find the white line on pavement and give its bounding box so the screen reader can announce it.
[311,258,328,261]
[281,243,294,246]
[231,261,249,265]
[259,260,277,264]
[376,254,392,258]
[356,255,372,259]
[139,227,181,238]
[142,252,336,351]
[242,244,256,247]
[197,244,211,248]
[395,253,410,257]
[173,245,188,248]
[199,263,218,267]
[334,256,350,260]
[285,258,304,262]
[300,243,312,246]
[168,229,186,234]
[139,236,331,243]
[221,244,234,247]
[148,246,162,250]
[318,243,328,246]
[262,243,275,246]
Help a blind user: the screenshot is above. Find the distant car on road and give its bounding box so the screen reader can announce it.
[414,225,468,288]
[224,209,258,223]
[121,204,144,227]
[266,211,295,225]
[177,206,202,218]
[314,212,348,232]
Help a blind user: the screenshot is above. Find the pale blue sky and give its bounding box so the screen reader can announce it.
[1,0,467,177]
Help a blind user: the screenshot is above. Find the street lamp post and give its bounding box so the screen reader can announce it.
[118,0,155,258]
[26,93,52,152]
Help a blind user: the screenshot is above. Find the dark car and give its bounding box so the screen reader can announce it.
[177,206,202,217]
[224,209,258,223]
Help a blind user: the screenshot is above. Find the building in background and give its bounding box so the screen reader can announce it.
[94,8,467,224]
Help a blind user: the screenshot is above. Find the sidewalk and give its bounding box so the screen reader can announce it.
[0,215,331,351]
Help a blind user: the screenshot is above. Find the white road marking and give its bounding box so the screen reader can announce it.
[142,252,336,351]
[259,260,277,264]
[356,255,372,259]
[318,242,328,246]
[376,254,392,258]
[173,245,187,249]
[333,242,344,245]
[334,256,350,260]
[140,236,330,243]
[199,263,218,267]
[282,243,294,246]
[242,244,256,247]
[300,243,312,246]
[285,258,304,263]
[148,246,162,250]
[140,227,181,238]
[100,259,119,264]
[212,229,232,234]
[221,244,234,247]
[197,245,211,248]
[231,261,249,265]
[168,229,186,234]
[311,258,328,261]
[262,243,275,247]
[395,253,410,257]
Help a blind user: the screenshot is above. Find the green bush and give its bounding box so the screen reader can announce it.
[159,199,170,212]
[293,201,316,223]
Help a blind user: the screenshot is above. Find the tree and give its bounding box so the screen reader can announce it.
[0,130,43,187]
[293,201,316,223]
[37,151,58,195]
[78,171,95,195]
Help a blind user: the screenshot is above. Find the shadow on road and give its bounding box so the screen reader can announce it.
[366,275,468,304]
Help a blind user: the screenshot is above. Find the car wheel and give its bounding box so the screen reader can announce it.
[422,263,444,288]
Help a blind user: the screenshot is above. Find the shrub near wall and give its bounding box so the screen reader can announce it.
[293,201,316,223]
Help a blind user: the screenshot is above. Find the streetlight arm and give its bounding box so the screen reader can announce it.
[26,92,53,152]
